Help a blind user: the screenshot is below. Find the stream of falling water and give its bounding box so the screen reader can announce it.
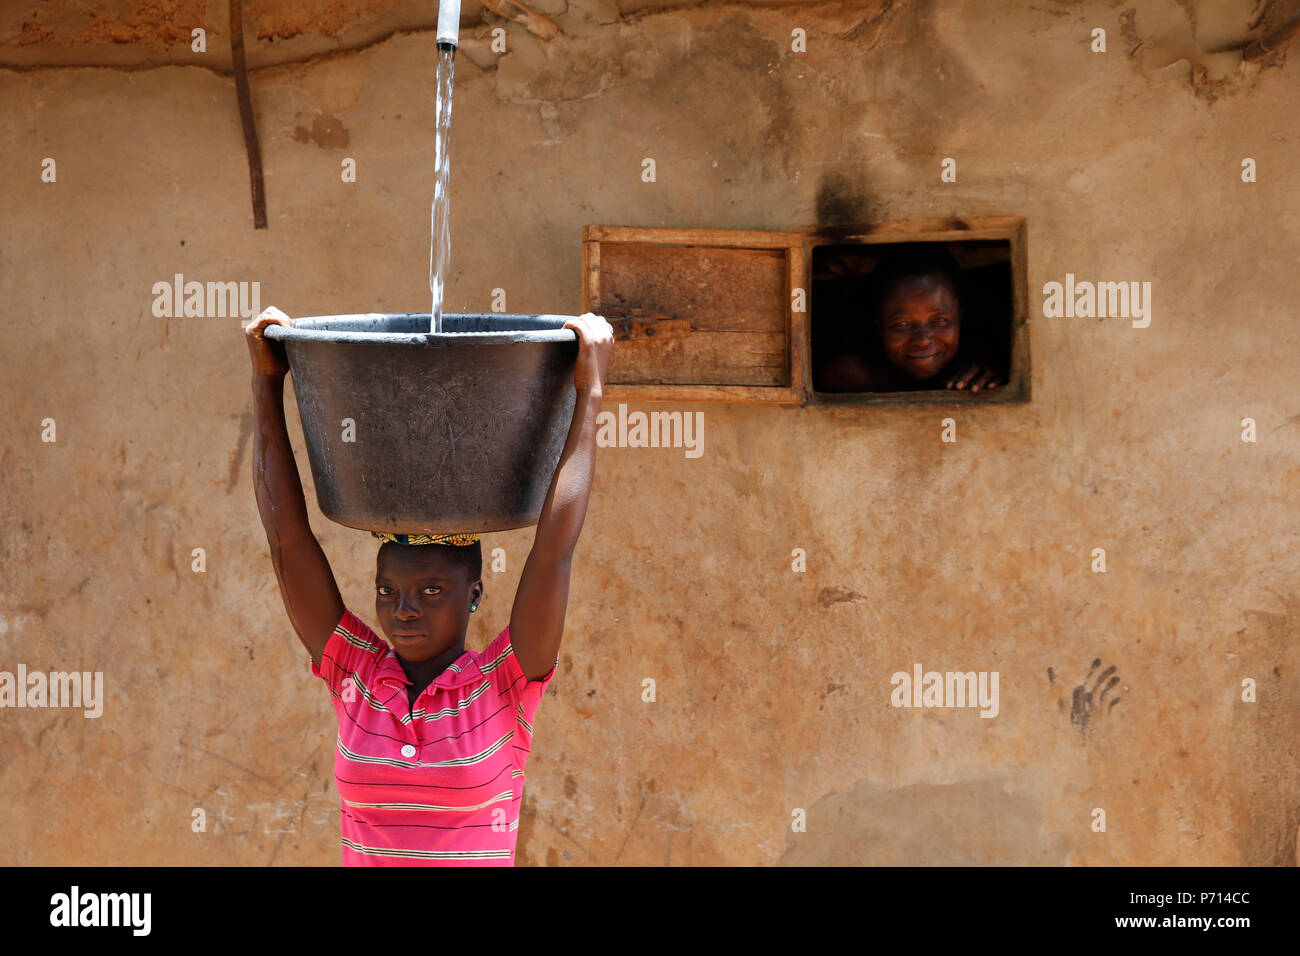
[429,41,455,333]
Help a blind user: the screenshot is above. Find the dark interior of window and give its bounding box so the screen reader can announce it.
[810,240,1013,395]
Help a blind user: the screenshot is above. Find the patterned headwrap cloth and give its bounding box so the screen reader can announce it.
[370,531,481,546]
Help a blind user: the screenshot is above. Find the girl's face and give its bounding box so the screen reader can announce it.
[375,545,480,663]
[876,274,960,380]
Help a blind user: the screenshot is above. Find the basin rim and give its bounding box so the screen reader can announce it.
[262,312,580,347]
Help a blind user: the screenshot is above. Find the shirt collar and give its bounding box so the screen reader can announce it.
[374,643,485,692]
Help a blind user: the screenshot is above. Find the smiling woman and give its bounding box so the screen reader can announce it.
[813,242,1008,395]
[245,307,615,866]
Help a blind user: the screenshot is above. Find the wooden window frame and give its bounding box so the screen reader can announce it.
[581,215,1030,406]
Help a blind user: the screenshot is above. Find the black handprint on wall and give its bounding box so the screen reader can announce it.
[1048,658,1124,734]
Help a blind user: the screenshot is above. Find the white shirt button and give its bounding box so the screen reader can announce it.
[400,744,416,758]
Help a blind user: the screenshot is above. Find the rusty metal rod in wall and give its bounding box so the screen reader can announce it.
[229,0,267,229]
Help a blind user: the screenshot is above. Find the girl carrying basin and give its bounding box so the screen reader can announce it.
[244,307,613,866]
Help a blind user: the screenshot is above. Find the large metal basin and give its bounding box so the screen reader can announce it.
[264,313,577,534]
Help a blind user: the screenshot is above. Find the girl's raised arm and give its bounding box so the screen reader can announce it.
[246,308,345,664]
[508,312,613,680]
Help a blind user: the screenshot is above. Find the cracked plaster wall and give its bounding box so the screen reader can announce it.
[1,0,1298,865]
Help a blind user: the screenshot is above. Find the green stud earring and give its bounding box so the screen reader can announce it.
[470,604,478,612]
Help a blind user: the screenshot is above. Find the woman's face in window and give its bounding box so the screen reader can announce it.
[875,274,960,380]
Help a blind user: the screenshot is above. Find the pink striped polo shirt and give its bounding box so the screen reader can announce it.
[311,607,558,866]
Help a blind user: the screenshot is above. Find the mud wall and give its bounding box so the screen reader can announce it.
[1,0,1297,865]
